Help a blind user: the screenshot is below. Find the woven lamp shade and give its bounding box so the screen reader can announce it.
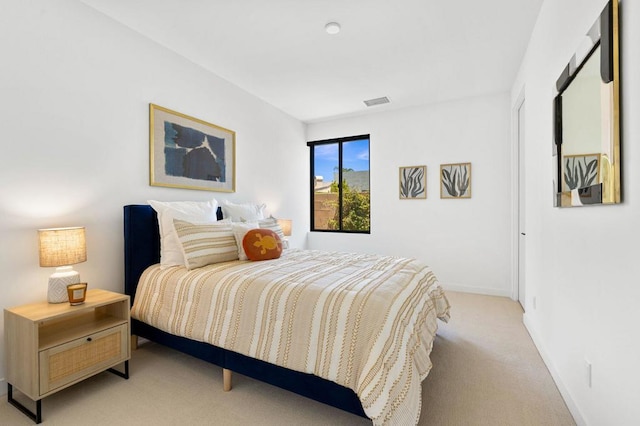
[276,219,292,237]
[38,227,87,267]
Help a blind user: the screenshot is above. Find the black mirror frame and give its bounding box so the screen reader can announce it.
[553,0,620,207]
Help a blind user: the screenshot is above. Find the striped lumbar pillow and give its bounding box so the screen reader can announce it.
[173,219,239,270]
[257,216,285,241]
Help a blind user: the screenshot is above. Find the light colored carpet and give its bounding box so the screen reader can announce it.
[0,291,575,425]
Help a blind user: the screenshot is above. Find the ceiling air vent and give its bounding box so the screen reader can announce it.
[363,96,390,107]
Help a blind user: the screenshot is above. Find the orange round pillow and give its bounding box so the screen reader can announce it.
[242,228,283,261]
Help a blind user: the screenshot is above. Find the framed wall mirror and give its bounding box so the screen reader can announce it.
[553,0,620,207]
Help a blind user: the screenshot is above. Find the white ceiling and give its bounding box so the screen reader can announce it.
[82,0,543,123]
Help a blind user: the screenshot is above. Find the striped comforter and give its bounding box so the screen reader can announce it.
[131,249,450,425]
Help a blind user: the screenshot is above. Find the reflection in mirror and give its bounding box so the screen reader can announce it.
[561,47,605,201]
[553,0,620,207]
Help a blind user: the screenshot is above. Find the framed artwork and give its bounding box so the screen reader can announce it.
[149,103,235,192]
[440,163,472,198]
[561,153,600,192]
[399,166,426,199]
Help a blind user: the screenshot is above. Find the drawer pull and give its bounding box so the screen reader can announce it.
[87,337,92,342]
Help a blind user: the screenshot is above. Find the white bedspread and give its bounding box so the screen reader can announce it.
[131,249,450,425]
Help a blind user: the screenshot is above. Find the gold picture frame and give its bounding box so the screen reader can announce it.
[440,163,472,199]
[399,165,427,199]
[149,103,236,192]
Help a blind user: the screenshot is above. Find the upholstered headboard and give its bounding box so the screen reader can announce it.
[123,204,223,304]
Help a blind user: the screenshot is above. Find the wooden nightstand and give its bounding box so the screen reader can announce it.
[4,289,130,423]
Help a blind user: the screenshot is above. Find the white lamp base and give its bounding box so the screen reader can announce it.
[48,266,80,303]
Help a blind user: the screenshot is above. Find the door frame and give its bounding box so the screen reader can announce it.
[511,88,526,304]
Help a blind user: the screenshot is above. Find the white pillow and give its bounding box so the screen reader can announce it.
[258,217,288,249]
[148,199,218,267]
[173,219,238,270]
[231,222,258,260]
[221,200,266,222]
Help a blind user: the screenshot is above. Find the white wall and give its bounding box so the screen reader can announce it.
[511,0,640,424]
[0,0,307,394]
[306,93,513,296]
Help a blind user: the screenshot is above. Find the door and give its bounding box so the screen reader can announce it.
[516,97,526,308]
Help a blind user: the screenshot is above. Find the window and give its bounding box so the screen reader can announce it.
[308,135,370,233]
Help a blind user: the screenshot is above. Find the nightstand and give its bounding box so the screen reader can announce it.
[4,289,130,423]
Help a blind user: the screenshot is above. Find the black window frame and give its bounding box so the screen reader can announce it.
[307,134,370,234]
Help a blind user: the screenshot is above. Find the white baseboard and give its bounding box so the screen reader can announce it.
[523,313,585,426]
[441,282,512,298]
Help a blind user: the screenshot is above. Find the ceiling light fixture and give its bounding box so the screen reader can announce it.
[325,22,341,35]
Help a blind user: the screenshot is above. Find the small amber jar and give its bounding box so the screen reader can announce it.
[67,283,87,305]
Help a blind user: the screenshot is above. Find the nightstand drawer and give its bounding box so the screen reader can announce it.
[39,323,128,395]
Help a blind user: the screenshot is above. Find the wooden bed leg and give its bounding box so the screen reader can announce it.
[131,335,138,350]
[223,368,232,392]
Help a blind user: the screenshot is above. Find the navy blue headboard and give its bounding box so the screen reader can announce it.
[123,204,223,304]
[124,205,160,303]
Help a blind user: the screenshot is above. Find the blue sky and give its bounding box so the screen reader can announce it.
[314,138,369,182]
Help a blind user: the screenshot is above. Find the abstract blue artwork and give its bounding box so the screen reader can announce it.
[150,104,235,192]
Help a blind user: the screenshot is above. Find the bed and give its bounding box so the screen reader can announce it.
[124,204,450,424]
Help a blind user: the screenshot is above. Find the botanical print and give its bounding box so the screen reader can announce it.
[440,163,471,198]
[150,104,235,192]
[399,166,426,199]
[562,154,600,192]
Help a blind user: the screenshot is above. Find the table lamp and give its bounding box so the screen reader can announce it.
[38,227,87,303]
[276,219,292,249]
[276,219,292,237]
